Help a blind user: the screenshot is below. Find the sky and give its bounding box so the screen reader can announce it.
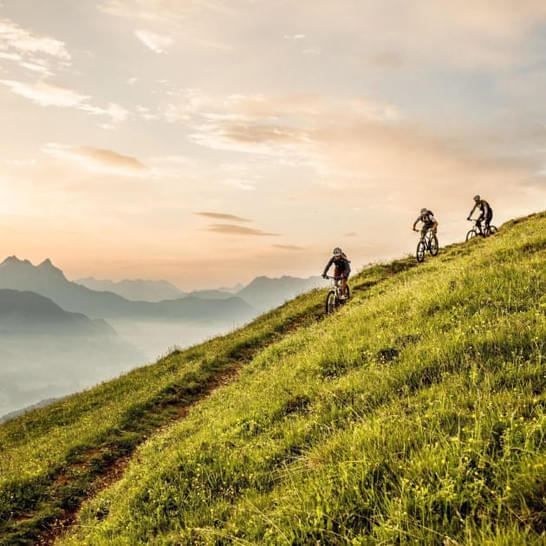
[0,0,545,289]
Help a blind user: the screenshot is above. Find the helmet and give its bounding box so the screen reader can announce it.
[420,208,428,214]
[474,195,480,202]
[333,247,343,256]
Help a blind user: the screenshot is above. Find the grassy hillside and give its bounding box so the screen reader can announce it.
[1,212,545,544]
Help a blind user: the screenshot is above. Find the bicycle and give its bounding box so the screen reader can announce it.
[324,275,351,315]
[414,229,439,263]
[466,218,498,241]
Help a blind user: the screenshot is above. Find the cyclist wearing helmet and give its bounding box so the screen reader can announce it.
[467,195,493,235]
[322,247,351,299]
[413,208,438,237]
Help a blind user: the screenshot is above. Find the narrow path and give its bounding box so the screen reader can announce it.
[33,309,321,545]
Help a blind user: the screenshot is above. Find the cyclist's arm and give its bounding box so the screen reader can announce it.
[468,204,477,219]
[322,257,334,277]
[412,218,420,231]
[432,220,439,232]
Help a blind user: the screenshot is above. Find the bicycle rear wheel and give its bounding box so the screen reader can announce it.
[488,225,498,235]
[429,233,439,256]
[325,290,338,314]
[466,229,477,242]
[416,241,426,263]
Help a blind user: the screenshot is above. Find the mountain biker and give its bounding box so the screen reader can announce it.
[412,208,438,237]
[322,247,351,299]
[467,195,493,236]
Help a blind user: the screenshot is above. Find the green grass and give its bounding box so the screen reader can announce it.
[2,212,546,545]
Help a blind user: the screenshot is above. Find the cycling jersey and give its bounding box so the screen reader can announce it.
[477,200,492,217]
[415,211,437,227]
[323,255,351,278]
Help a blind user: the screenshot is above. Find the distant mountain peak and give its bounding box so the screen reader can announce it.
[1,255,31,267]
[37,258,64,275]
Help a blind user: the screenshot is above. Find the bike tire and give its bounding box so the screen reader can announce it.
[488,225,498,235]
[466,229,477,242]
[325,290,338,315]
[416,241,426,263]
[429,233,439,256]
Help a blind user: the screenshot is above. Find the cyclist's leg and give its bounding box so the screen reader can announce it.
[341,276,348,298]
[476,215,484,235]
[420,225,429,239]
[486,210,492,231]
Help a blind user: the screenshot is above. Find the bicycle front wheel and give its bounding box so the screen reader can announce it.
[325,290,338,314]
[416,241,426,263]
[429,234,439,256]
[466,229,477,242]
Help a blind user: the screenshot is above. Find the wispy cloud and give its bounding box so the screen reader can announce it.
[0,79,86,107]
[43,143,147,176]
[195,211,251,222]
[0,19,70,62]
[273,244,304,250]
[134,29,173,53]
[0,79,128,123]
[283,33,306,40]
[207,224,279,236]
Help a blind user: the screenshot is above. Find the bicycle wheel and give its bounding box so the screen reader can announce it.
[488,225,498,235]
[466,229,477,242]
[325,290,338,314]
[429,233,439,256]
[416,240,426,263]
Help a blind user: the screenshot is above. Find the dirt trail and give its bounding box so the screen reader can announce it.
[33,309,321,545]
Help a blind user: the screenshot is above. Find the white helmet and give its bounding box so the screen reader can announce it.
[333,247,343,256]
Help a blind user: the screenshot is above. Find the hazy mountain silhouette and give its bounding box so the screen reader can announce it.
[77,277,240,302]
[0,257,255,322]
[0,289,114,335]
[0,288,146,418]
[236,275,324,311]
[76,277,185,302]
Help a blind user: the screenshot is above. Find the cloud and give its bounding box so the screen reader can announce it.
[283,34,306,40]
[273,244,304,250]
[0,18,70,60]
[195,211,251,222]
[43,144,147,176]
[134,29,173,53]
[0,18,70,78]
[345,232,358,237]
[0,79,87,107]
[207,224,279,236]
[0,79,128,123]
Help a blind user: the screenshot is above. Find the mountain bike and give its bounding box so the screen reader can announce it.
[415,229,439,263]
[466,218,498,241]
[324,275,351,315]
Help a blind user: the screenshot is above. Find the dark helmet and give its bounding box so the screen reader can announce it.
[474,195,480,202]
[420,208,428,214]
[333,247,343,256]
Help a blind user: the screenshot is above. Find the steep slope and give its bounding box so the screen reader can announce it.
[0,257,255,322]
[0,212,545,545]
[75,277,185,302]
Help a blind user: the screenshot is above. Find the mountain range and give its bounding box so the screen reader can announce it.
[75,277,184,302]
[0,257,254,323]
[0,288,145,419]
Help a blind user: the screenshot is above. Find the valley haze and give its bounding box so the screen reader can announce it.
[0,255,323,419]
